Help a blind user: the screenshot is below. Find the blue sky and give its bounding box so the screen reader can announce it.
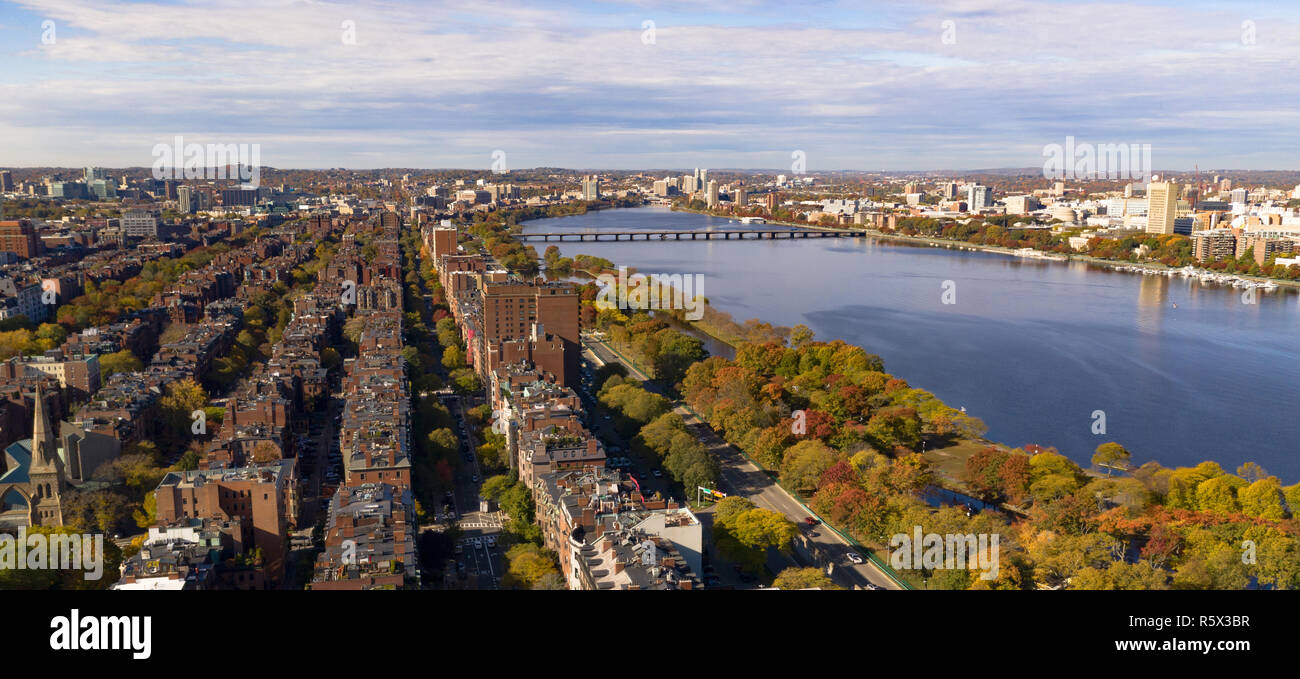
[2,0,1300,170]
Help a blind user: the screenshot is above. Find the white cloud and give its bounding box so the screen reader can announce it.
[4,0,1300,168]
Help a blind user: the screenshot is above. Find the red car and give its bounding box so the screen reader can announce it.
[804,516,820,526]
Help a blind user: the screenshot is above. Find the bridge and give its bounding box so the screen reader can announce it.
[518,229,868,242]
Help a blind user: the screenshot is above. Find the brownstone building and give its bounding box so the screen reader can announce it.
[0,220,41,259]
[153,459,298,586]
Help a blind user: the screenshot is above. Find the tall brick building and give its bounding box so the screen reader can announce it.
[153,459,298,586]
[0,220,41,259]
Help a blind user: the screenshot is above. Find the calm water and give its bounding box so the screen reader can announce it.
[527,207,1300,481]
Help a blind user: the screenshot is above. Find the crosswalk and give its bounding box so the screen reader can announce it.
[459,522,502,529]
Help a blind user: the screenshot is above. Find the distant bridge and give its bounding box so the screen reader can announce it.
[517,229,868,242]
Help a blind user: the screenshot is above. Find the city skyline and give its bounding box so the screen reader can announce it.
[3,0,1300,170]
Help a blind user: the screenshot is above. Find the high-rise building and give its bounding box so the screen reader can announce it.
[1003,195,1042,215]
[581,175,601,201]
[966,185,991,212]
[706,180,719,208]
[221,188,259,206]
[122,209,159,238]
[0,219,41,258]
[88,178,116,200]
[1230,188,1248,204]
[940,181,959,199]
[733,185,748,207]
[178,185,195,213]
[1146,180,1179,235]
[1191,229,1237,263]
[0,170,14,192]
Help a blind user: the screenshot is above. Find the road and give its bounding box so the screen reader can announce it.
[583,336,901,590]
[440,392,504,590]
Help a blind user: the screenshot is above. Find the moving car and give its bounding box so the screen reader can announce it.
[804,516,820,526]
[846,552,864,565]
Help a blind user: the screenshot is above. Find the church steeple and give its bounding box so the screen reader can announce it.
[27,383,65,527]
[28,383,60,473]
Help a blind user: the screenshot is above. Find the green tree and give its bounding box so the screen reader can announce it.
[780,439,836,494]
[1091,442,1131,475]
[773,567,840,590]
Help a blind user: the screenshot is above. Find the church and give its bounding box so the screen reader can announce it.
[0,385,73,528]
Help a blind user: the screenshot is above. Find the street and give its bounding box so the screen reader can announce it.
[583,336,901,590]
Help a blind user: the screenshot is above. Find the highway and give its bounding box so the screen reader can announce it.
[583,336,901,590]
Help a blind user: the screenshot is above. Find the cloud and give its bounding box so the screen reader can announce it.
[3,0,1300,168]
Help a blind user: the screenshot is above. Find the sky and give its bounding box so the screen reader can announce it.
[2,0,1300,171]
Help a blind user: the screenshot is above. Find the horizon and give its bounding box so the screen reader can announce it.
[5,166,1300,175]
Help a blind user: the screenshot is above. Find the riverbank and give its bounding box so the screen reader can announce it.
[519,203,1300,484]
[671,204,1300,291]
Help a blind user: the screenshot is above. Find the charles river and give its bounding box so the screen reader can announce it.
[523,206,1300,482]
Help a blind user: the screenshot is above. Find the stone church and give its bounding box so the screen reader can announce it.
[0,385,68,527]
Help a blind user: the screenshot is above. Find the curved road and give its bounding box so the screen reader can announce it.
[583,336,901,590]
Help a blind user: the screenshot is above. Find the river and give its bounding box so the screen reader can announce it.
[525,206,1300,482]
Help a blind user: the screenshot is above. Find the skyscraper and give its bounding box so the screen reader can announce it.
[0,170,14,192]
[178,185,195,213]
[1146,180,1179,235]
[581,175,601,201]
[967,184,991,212]
[706,180,719,208]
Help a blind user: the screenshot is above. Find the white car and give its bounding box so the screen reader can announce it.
[846,552,864,565]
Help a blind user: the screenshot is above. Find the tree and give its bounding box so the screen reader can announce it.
[773,567,840,590]
[502,543,559,588]
[99,349,143,379]
[480,474,513,502]
[1091,442,1131,476]
[1239,477,1287,519]
[780,439,836,494]
[789,324,815,347]
[729,508,798,553]
[864,407,922,450]
[714,496,756,527]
